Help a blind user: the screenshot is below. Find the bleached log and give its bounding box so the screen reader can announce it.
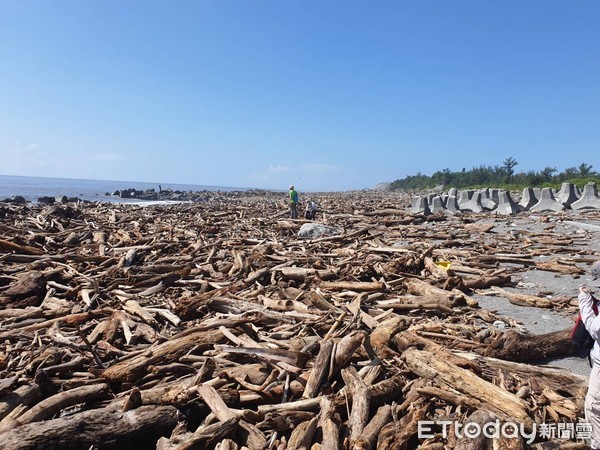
[341,366,371,443]
[0,384,42,422]
[319,281,385,292]
[303,339,334,398]
[329,331,367,379]
[11,383,110,427]
[353,404,391,450]
[287,417,318,450]
[403,349,532,427]
[318,396,340,450]
[103,328,224,382]
[0,405,179,450]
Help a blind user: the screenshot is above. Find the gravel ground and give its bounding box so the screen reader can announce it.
[468,211,600,377]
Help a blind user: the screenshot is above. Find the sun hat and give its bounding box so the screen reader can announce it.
[289,185,294,190]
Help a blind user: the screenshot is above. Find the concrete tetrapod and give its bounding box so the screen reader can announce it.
[556,182,579,208]
[410,196,431,215]
[571,182,600,210]
[430,196,448,214]
[459,191,484,213]
[445,195,461,214]
[490,189,500,205]
[518,187,538,211]
[457,191,471,211]
[494,190,519,215]
[530,187,565,212]
[478,189,497,211]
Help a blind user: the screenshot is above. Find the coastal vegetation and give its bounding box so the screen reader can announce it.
[390,158,600,191]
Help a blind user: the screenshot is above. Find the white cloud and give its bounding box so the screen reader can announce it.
[249,164,289,181]
[267,165,289,174]
[247,162,348,191]
[7,142,46,170]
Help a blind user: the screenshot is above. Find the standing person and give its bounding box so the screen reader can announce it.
[579,261,600,449]
[289,185,298,219]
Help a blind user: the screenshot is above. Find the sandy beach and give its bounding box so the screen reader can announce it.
[0,189,599,449]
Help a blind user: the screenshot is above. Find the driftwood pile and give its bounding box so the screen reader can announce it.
[0,190,598,450]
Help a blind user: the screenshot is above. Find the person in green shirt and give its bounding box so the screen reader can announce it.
[289,185,298,219]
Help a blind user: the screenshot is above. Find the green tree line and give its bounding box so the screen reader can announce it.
[389,158,599,190]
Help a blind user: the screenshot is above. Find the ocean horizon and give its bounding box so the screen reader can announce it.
[0,174,251,203]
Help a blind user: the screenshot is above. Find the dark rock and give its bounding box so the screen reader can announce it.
[38,196,55,205]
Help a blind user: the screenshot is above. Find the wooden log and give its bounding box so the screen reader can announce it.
[346,294,379,329]
[318,396,340,450]
[367,317,408,359]
[319,281,385,292]
[470,255,534,266]
[330,331,366,379]
[377,403,428,449]
[215,439,239,450]
[11,383,111,427]
[103,328,225,382]
[453,350,587,400]
[487,287,555,308]
[0,238,44,255]
[374,300,454,314]
[287,417,318,450]
[238,420,268,450]
[403,349,532,427]
[0,384,42,422]
[417,385,482,411]
[215,345,309,373]
[534,260,584,275]
[278,267,336,281]
[0,271,47,307]
[196,384,238,421]
[0,377,18,397]
[353,404,391,450]
[0,310,109,341]
[305,290,344,313]
[483,328,575,362]
[303,339,334,398]
[454,410,504,450]
[257,397,323,415]
[0,405,179,450]
[404,278,457,306]
[259,296,311,314]
[461,273,512,290]
[168,417,239,450]
[341,366,371,444]
[423,257,452,279]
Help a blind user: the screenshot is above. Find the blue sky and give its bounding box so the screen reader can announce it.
[1,1,598,192]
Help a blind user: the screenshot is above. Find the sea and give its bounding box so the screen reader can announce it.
[0,174,247,204]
